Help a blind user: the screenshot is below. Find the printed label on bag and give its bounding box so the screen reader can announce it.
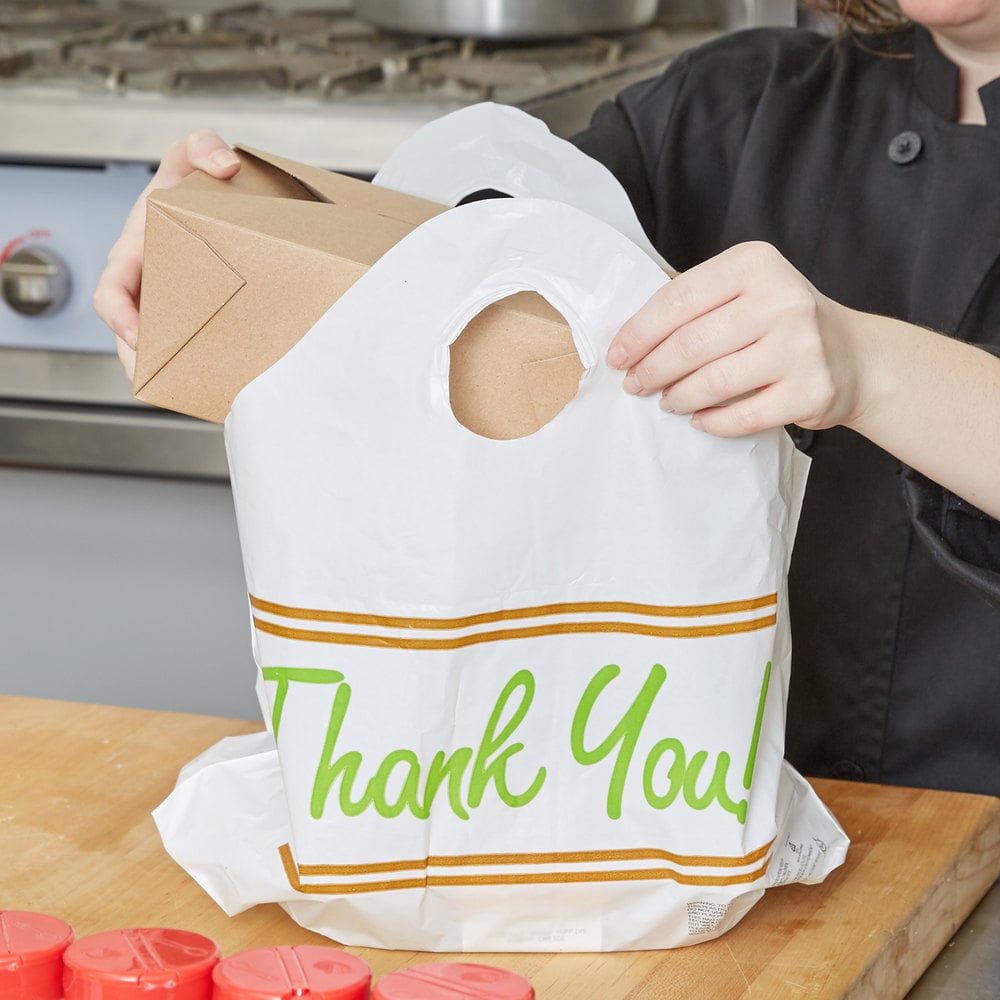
[686,900,729,936]
[768,835,832,886]
[494,921,603,952]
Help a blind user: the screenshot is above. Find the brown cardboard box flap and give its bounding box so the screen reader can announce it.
[135,145,581,432]
[133,212,246,392]
[234,145,445,225]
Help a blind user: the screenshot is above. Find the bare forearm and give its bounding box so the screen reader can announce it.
[608,243,1000,523]
[845,309,1000,519]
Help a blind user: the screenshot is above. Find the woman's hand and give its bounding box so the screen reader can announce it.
[92,129,241,379]
[608,240,1000,519]
[607,241,870,437]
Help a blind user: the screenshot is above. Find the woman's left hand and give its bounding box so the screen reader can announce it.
[92,129,240,380]
[607,241,868,436]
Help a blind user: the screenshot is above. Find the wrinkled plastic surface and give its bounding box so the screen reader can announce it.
[374,103,669,269]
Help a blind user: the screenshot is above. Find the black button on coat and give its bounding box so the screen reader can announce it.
[888,129,923,163]
[572,25,1000,796]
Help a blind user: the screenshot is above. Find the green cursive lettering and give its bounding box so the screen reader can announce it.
[468,669,546,809]
[261,666,344,737]
[570,663,667,820]
[301,669,544,821]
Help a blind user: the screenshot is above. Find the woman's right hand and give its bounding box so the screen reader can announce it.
[92,129,241,380]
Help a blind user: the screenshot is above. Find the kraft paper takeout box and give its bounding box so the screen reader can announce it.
[134,146,584,438]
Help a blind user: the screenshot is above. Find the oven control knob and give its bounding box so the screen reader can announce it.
[0,246,72,317]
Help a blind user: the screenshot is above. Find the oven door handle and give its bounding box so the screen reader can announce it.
[0,399,228,480]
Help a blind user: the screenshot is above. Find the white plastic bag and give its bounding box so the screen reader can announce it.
[373,102,669,267]
[154,105,847,952]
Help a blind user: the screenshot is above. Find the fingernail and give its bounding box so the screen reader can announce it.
[624,371,644,394]
[123,326,138,349]
[660,397,675,414]
[210,148,240,169]
[690,413,704,431]
[606,343,628,369]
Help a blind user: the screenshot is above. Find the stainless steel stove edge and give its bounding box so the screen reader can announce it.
[0,93,448,172]
[0,350,228,480]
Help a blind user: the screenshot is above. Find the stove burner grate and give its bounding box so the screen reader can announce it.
[0,0,704,104]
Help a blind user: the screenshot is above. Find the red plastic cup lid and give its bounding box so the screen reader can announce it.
[372,964,533,1000]
[212,946,371,1000]
[0,911,75,1000]
[63,929,220,1000]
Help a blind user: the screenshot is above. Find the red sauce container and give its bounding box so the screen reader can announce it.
[212,946,370,1000]
[372,964,533,1000]
[0,911,75,1000]
[63,929,219,1000]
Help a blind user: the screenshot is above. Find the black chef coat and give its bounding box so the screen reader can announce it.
[571,24,1000,796]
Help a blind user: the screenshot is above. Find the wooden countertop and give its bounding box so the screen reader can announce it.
[3,694,999,999]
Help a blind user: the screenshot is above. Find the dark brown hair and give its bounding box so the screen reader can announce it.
[803,0,909,33]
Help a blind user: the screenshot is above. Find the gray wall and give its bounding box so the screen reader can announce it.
[0,466,260,720]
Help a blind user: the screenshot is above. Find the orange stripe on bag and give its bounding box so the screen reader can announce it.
[253,614,778,649]
[295,840,774,876]
[279,844,771,895]
[250,592,778,627]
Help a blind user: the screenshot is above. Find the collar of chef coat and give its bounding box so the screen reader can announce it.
[912,23,1000,125]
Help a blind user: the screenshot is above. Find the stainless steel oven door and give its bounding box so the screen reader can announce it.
[0,349,228,480]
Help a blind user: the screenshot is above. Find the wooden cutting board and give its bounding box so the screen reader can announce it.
[2,694,998,999]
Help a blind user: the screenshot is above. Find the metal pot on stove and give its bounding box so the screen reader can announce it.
[354,0,660,39]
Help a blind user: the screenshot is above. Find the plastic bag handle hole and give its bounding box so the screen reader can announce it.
[449,291,582,440]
